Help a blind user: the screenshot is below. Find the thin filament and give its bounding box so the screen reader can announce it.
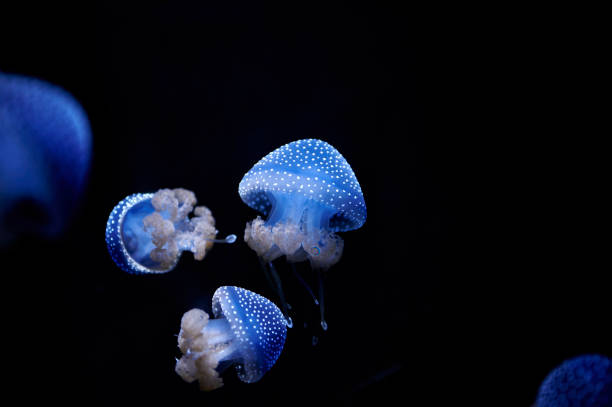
[289,262,319,305]
[317,268,327,331]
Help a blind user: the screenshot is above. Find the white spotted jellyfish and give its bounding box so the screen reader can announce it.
[175,286,287,391]
[535,354,612,407]
[0,72,91,245]
[105,188,236,274]
[238,139,366,330]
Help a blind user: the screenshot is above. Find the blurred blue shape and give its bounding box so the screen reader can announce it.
[537,354,612,407]
[0,72,91,244]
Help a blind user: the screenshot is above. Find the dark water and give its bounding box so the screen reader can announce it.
[1,3,608,406]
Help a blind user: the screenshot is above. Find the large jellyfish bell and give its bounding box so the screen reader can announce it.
[0,72,91,245]
[105,188,236,274]
[175,286,287,391]
[238,139,366,330]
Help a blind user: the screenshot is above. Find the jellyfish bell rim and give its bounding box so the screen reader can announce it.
[245,190,365,233]
[238,138,367,233]
[105,193,179,275]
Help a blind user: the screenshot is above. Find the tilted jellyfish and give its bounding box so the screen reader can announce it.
[175,286,287,391]
[0,72,91,245]
[536,354,612,407]
[239,138,366,330]
[105,188,236,274]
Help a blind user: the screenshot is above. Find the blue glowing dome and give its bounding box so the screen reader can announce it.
[239,139,366,232]
[212,286,287,383]
[537,354,612,407]
[0,72,91,244]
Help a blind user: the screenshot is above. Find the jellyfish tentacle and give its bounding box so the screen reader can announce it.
[317,268,328,331]
[268,261,293,328]
[258,257,278,297]
[205,234,237,244]
[258,258,292,326]
[289,262,319,306]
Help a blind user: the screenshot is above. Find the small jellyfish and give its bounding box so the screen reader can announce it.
[0,72,91,245]
[105,188,236,274]
[239,139,366,330]
[175,286,287,391]
[536,354,612,407]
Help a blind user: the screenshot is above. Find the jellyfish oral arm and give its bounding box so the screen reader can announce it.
[200,318,235,349]
[175,309,239,391]
[144,190,219,265]
[244,195,345,270]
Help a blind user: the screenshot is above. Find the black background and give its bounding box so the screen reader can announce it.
[1,3,609,407]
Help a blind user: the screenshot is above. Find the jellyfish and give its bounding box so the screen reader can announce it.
[0,72,91,245]
[105,188,236,274]
[536,354,612,407]
[175,286,287,391]
[238,139,366,330]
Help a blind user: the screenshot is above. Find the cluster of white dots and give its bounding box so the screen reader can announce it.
[238,139,366,231]
[212,286,287,383]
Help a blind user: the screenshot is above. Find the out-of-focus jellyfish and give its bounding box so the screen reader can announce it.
[239,139,366,330]
[105,188,236,274]
[0,72,91,245]
[175,286,287,391]
[536,354,612,407]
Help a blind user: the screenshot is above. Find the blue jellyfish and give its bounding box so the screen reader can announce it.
[105,188,236,274]
[0,72,91,245]
[536,354,612,407]
[175,286,287,391]
[239,138,366,330]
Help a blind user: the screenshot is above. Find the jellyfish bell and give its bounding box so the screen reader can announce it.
[105,188,236,274]
[175,286,287,391]
[238,139,366,330]
[536,354,612,407]
[0,72,91,246]
[239,138,366,270]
